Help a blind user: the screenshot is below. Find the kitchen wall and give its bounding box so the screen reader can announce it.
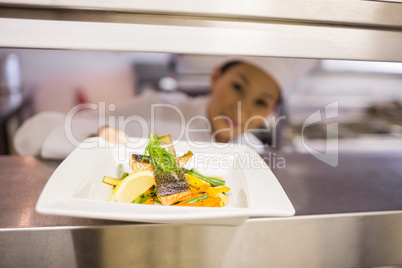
[287,60,402,153]
[2,50,402,154]
[0,48,141,114]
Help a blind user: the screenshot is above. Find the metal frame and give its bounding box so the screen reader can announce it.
[1,6,402,62]
[1,2,402,267]
[1,0,402,28]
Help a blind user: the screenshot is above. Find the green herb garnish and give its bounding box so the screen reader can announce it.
[143,133,180,175]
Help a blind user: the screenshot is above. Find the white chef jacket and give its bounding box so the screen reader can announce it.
[14,90,265,159]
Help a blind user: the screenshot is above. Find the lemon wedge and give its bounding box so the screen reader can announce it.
[110,170,155,203]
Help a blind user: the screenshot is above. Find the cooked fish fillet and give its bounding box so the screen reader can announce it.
[130,151,193,172]
[157,135,176,156]
[154,134,191,205]
[155,170,191,205]
[177,151,193,168]
[129,154,152,171]
[158,189,192,206]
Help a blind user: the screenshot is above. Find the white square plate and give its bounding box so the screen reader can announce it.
[36,137,295,226]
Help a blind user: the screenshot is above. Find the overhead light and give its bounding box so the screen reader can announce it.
[158,76,178,91]
[321,60,402,74]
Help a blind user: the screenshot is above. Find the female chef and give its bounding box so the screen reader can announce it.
[13,56,316,159]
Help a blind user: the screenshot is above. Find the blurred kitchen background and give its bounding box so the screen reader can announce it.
[1,48,402,155]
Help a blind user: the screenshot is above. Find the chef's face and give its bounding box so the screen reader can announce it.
[208,62,281,143]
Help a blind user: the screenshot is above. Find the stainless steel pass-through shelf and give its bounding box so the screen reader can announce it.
[1,0,402,62]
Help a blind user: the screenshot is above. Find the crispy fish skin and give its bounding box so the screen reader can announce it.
[155,170,190,196]
[155,170,191,205]
[177,151,193,168]
[154,169,191,205]
[130,151,193,172]
[129,154,152,171]
[153,134,191,205]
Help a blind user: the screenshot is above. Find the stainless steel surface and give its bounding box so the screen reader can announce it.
[1,7,402,62]
[0,156,121,228]
[271,152,402,215]
[1,0,402,28]
[1,2,402,265]
[1,153,402,267]
[1,213,402,267]
[2,153,402,228]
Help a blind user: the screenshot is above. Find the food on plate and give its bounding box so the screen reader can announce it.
[109,170,155,203]
[103,133,230,207]
[183,168,225,187]
[184,174,210,188]
[129,151,193,172]
[103,176,122,187]
[144,134,191,205]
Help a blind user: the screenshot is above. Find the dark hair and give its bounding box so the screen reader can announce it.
[219,60,283,107]
[220,61,242,75]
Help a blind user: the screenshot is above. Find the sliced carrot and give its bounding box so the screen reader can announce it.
[142,197,154,205]
[199,185,212,191]
[198,197,221,207]
[189,185,211,195]
[144,188,154,194]
[190,186,199,195]
[173,192,206,205]
[176,197,221,207]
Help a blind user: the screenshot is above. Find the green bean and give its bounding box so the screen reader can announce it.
[183,168,225,187]
[133,193,150,204]
[185,194,208,204]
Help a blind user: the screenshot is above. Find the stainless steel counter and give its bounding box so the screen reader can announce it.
[1,153,402,267]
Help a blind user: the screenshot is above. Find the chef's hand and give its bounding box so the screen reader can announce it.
[97,126,128,144]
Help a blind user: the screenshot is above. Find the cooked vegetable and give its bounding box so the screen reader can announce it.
[103,176,122,187]
[206,186,231,198]
[199,197,222,207]
[185,193,208,204]
[133,193,151,203]
[103,133,230,207]
[190,184,211,195]
[216,193,229,207]
[153,194,161,204]
[176,196,221,207]
[133,187,159,204]
[183,168,225,187]
[185,174,211,188]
